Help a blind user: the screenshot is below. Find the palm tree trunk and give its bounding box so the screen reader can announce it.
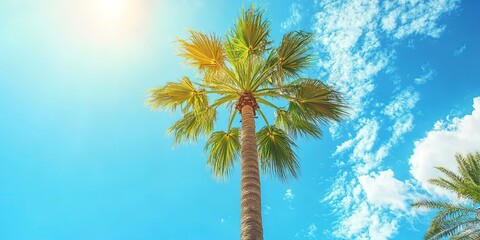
[240,105,263,240]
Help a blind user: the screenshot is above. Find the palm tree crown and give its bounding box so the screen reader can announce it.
[147,5,346,240]
[413,152,480,240]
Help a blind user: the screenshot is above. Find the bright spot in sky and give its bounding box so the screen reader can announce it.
[96,0,129,21]
[68,0,150,47]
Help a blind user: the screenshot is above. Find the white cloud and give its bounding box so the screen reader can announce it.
[314,0,386,119]
[382,88,419,145]
[313,0,460,238]
[307,223,318,238]
[284,188,295,201]
[409,97,480,198]
[264,204,271,215]
[332,201,400,240]
[358,169,407,211]
[314,0,457,119]
[368,213,398,240]
[281,3,302,29]
[453,44,466,56]
[414,63,436,85]
[382,88,419,119]
[381,0,459,39]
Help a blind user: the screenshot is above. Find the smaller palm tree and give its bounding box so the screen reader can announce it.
[413,152,480,240]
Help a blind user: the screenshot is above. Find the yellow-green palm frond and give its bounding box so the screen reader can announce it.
[413,200,479,240]
[285,78,347,123]
[178,30,225,72]
[457,153,480,186]
[147,77,207,113]
[451,227,480,240]
[232,56,271,91]
[226,5,270,61]
[210,94,239,109]
[168,108,216,145]
[275,109,322,139]
[276,31,314,81]
[412,152,480,240]
[257,126,299,181]
[431,165,480,203]
[204,128,241,178]
[203,69,230,85]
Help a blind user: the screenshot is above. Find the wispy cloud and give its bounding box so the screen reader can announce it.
[307,223,317,238]
[264,204,272,215]
[284,188,295,201]
[281,3,302,29]
[312,0,460,239]
[414,63,436,85]
[453,44,466,56]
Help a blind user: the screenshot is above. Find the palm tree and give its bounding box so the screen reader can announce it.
[147,5,346,240]
[413,152,480,240]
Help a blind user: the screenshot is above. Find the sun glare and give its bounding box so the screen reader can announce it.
[97,0,129,20]
[68,0,150,47]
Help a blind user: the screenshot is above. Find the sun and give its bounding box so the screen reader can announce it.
[95,0,129,21]
[69,0,150,46]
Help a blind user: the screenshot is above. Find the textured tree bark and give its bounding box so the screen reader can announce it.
[240,105,263,240]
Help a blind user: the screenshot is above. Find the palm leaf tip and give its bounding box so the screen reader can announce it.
[178,30,225,71]
[257,126,299,181]
[274,109,322,139]
[204,128,241,178]
[168,108,216,145]
[277,31,314,79]
[286,79,347,123]
[226,4,271,60]
[146,77,208,112]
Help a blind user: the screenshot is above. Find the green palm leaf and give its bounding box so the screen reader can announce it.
[276,31,314,81]
[257,126,299,181]
[226,5,270,61]
[274,109,322,139]
[168,108,216,145]
[285,78,346,123]
[147,77,207,112]
[204,128,241,178]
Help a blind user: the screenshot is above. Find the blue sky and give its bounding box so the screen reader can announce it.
[0,0,479,239]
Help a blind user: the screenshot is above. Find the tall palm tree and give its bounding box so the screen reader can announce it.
[413,152,480,240]
[147,5,346,240]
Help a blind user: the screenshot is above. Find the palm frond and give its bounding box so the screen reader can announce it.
[233,56,272,91]
[276,31,314,82]
[226,5,270,61]
[412,152,480,240]
[167,108,216,145]
[433,166,480,202]
[427,217,480,240]
[210,94,239,109]
[147,77,207,112]
[413,200,478,239]
[205,128,241,178]
[451,227,480,240]
[274,109,322,139]
[428,178,462,195]
[435,166,465,185]
[178,30,225,72]
[257,126,299,181]
[459,153,480,186]
[284,78,347,123]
